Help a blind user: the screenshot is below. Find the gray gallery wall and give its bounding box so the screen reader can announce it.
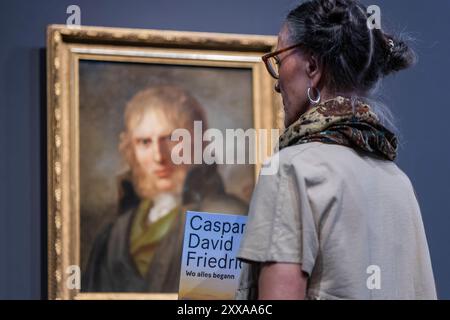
[0,0,449,299]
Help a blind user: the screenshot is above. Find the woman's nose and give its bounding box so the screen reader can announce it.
[274,81,281,93]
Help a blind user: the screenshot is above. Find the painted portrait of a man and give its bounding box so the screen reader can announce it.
[82,85,248,292]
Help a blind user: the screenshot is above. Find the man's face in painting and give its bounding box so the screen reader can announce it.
[130,110,190,198]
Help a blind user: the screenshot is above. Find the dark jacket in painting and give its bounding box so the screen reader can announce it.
[82,164,248,292]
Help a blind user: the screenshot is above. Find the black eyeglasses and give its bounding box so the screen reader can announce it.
[262,43,303,79]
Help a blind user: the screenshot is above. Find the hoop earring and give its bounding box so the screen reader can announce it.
[307,86,321,105]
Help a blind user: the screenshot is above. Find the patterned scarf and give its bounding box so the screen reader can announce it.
[278,96,398,161]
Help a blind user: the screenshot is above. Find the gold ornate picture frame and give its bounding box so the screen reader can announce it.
[47,24,280,300]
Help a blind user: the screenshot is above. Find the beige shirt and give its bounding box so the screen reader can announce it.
[236,142,437,300]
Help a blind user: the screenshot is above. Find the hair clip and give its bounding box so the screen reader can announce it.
[388,39,395,53]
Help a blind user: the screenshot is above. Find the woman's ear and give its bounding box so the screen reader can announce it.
[306,54,322,87]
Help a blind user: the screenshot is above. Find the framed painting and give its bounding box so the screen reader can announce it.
[47,24,281,299]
